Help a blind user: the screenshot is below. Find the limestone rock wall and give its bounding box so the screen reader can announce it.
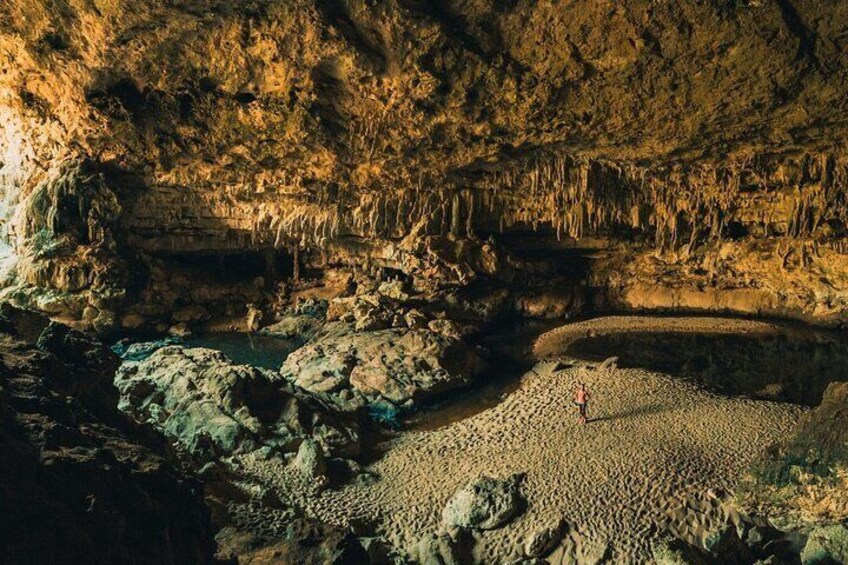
[2,0,848,326]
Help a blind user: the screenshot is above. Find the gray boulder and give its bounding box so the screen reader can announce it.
[291,439,327,479]
[115,345,359,461]
[442,474,524,530]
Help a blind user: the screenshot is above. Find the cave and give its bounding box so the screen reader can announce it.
[2,2,848,564]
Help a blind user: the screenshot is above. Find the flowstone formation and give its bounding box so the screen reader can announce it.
[1,0,848,329]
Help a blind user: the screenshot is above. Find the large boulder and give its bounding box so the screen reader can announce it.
[800,525,848,565]
[442,474,525,530]
[115,345,359,461]
[0,322,216,564]
[280,322,485,413]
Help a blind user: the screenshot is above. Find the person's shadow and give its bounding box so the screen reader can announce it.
[586,402,666,423]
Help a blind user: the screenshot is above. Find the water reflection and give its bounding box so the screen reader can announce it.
[184,332,299,369]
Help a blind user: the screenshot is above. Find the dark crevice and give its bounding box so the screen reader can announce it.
[310,60,351,141]
[234,91,257,105]
[775,0,818,70]
[398,0,488,60]
[314,0,388,72]
[87,78,148,122]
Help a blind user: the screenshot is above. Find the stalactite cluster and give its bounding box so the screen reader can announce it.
[470,151,848,252]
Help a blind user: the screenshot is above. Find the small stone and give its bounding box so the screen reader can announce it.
[377,279,409,301]
[291,439,327,479]
[404,308,428,329]
[167,322,192,337]
[121,311,146,329]
[525,518,567,558]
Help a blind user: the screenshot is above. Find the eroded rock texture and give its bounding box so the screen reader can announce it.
[280,321,485,412]
[0,316,216,564]
[743,380,848,532]
[2,1,848,328]
[115,344,361,460]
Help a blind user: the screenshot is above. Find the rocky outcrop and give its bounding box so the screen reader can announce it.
[216,516,369,565]
[280,322,485,413]
[441,474,525,530]
[115,345,360,461]
[0,317,216,564]
[801,524,848,565]
[0,160,127,331]
[261,297,328,341]
[743,381,848,531]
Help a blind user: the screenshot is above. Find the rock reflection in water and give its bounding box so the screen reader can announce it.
[184,333,299,370]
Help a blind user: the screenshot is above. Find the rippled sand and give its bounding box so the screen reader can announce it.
[235,345,803,562]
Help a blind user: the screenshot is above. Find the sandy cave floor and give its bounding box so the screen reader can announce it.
[232,317,806,563]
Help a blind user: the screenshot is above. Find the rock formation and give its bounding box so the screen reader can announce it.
[280,321,485,413]
[441,474,525,530]
[743,380,848,532]
[3,1,848,563]
[1,1,847,329]
[0,312,216,564]
[115,344,361,460]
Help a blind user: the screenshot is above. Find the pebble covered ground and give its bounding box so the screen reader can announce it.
[235,348,803,562]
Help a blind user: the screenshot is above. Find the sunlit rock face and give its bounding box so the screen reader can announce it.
[2,0,848,328]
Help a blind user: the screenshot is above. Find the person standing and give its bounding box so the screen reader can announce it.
[573,382,590,424]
